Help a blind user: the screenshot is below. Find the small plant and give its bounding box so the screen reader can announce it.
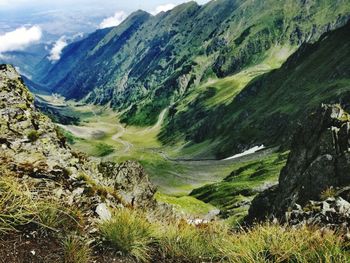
[27,130,40,142]
[62,235,92,263]
[99,209,155,262]
[320,187,336,200]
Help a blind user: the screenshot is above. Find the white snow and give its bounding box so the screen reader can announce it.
[224,145,265,160]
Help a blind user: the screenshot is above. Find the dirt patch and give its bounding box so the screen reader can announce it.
[0,231,62,263]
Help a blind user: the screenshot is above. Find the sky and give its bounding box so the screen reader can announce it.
[0,0,210,61]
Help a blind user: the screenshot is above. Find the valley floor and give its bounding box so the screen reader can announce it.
[35,93,284,218]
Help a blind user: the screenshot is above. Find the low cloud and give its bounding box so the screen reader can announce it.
[48,36,67,61]
[151,3,176,15]
[0,26,42,53]
[99,11,127,29]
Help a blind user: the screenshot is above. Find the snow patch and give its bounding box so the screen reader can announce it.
[224,145,265,160]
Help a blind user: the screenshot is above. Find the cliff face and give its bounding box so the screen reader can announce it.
[0,64,156,222]
[247,104,350,225]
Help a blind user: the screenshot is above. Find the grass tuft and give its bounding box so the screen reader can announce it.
[221,224,349,263]
[157,220,227,262]
[0,176,34,233]
[27,130,40,142]
[99,209,155,262]
[320,187,336,200]
[62,235,92,263]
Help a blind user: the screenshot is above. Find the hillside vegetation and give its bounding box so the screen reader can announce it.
[161,20,350,158]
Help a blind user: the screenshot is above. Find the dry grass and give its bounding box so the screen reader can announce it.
[99,208,350,262]
[0,176,34,233]
[0,174,83,234]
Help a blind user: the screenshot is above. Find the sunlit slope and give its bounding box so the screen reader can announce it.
[161,21,350,158]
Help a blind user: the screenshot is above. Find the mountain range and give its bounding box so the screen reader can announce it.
[27,0,350,158]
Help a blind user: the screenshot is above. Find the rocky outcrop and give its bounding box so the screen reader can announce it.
[0,65,157,223]
[286,197,350,229]
[247,104,350,225]
[98,161,157,208]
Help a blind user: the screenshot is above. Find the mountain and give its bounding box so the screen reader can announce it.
[0,43,49,79]
[162,19,350,158]
[35,0,350,131]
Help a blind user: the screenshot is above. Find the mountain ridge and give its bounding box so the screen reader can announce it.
[33,0,350,131]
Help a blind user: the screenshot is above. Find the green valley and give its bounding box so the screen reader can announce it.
[37,92,285,217]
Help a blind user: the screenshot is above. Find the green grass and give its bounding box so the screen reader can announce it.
[62,236,92,263]
[191,151,289,218]
[99,209,155,262]
[162,21,350,159]
[155,192,217,217]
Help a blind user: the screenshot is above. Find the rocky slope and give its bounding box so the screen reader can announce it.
[247,104,350,227]
[0,64,157,210]
[34,0,350,129]
[0,64,160,261]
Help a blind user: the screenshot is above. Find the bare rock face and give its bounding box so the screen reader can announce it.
[98,161,157,208]
[0,65,157,221]
[247,104,350,224]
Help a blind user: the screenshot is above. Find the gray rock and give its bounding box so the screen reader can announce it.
[247,104,350,225]
[95,203,112,221]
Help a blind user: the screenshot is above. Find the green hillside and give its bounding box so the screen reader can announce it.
[163,20,350,158]
[35,0,350,134]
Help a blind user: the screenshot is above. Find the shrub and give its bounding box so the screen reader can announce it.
[99,209,155,262]
[62,235,92,263]
[95,143,114,157]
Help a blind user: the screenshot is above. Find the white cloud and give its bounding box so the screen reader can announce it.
[0,26,42,53]
[0,53,9,59]
[48,36,67,61]
[99,11,127,29]
[151,3,176,15]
